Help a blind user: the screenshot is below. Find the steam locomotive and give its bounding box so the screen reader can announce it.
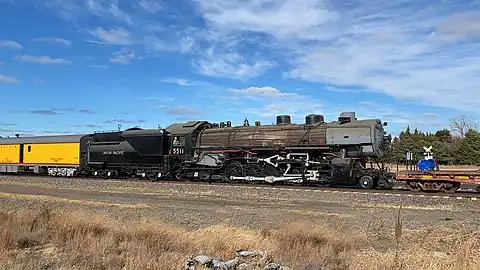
[73,112,395,189]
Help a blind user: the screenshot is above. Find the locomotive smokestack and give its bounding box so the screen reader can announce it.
[276,115,291,125]
[305,114,325,125]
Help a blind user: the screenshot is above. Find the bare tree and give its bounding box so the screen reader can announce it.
[449,116,479,138]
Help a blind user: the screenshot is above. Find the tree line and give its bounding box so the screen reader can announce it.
[382,116,480,165]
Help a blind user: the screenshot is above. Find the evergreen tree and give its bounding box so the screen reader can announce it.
[384,124,480,165]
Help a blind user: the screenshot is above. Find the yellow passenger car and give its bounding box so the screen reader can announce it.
[0,144,20,164]
[0,134,86,176]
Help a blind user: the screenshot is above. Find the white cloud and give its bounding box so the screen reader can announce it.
[229,85,327,122]
[0,74,19,84]
[108,2,134,25]
[229,86,297,98]
[14,55,72,64]
[137,0,162,13]
[241,100,325,122]
[161,78,195,86]
[421,113,439,119]
[34,0,480,115]
[166,105,199,115]
[192,0,480,112]
[434,11,480,43]
[31,37,71,46]
[196,0,337,41]
[88,27,133,45]
[194,46,274,79]
[358,101,376,106]
[0,40,22,50]
[110,48,136,64]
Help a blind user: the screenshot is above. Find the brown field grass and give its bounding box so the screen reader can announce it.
[0,207,479,270]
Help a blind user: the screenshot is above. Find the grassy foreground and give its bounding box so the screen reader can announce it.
[0,207,479,270]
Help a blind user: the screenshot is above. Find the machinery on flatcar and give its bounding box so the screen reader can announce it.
[0,112,395,190]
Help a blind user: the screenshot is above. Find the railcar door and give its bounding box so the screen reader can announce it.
[19,144,24,164]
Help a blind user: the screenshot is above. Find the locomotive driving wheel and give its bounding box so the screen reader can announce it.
[245,164,263,177]
[358,175,374,189]
[223,161,244,182]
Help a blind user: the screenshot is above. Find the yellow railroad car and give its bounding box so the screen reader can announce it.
[0,144,20,164]
[23,142,80,165]
[0,134,86,176]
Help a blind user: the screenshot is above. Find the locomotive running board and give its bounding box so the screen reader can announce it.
[230,175,305,183]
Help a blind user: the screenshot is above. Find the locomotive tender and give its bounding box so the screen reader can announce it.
[0,112,394,189]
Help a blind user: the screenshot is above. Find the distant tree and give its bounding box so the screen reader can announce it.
[449,116,479,138]
[454,129,480,164]
[435,129,453,142]
[384,123,480,165]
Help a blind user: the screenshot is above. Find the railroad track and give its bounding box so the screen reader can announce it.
[2,174,480,200]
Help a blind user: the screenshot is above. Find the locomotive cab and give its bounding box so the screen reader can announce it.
[165,120,213,161]
[170,136,186,156]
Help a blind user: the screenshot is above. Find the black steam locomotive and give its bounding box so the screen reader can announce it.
[75,112,395,189]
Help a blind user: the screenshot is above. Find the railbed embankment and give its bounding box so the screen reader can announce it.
[1,175,480,269]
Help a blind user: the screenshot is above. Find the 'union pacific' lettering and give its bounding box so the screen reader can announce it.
[102,150,124,155]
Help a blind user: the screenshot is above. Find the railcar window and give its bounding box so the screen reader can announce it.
[27,146,31,152]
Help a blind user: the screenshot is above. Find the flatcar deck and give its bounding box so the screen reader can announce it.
[395,169,480,192]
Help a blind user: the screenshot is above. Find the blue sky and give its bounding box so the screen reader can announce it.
[0,0,479,138]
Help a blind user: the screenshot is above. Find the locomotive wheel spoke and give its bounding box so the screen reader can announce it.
[224,161,244,182]
[245,164,263,177]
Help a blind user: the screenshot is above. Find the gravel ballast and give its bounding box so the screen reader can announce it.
[0,175,479,234]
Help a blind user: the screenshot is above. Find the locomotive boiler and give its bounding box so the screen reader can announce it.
[195,112,390,158]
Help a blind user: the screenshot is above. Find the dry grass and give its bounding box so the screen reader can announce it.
[0,207,479,270]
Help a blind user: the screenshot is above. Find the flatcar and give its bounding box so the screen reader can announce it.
[395,146,480,193]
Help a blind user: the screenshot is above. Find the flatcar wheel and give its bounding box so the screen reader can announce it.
[358,175,374,189]
[442,182,461,193]
[406,181,421,192]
